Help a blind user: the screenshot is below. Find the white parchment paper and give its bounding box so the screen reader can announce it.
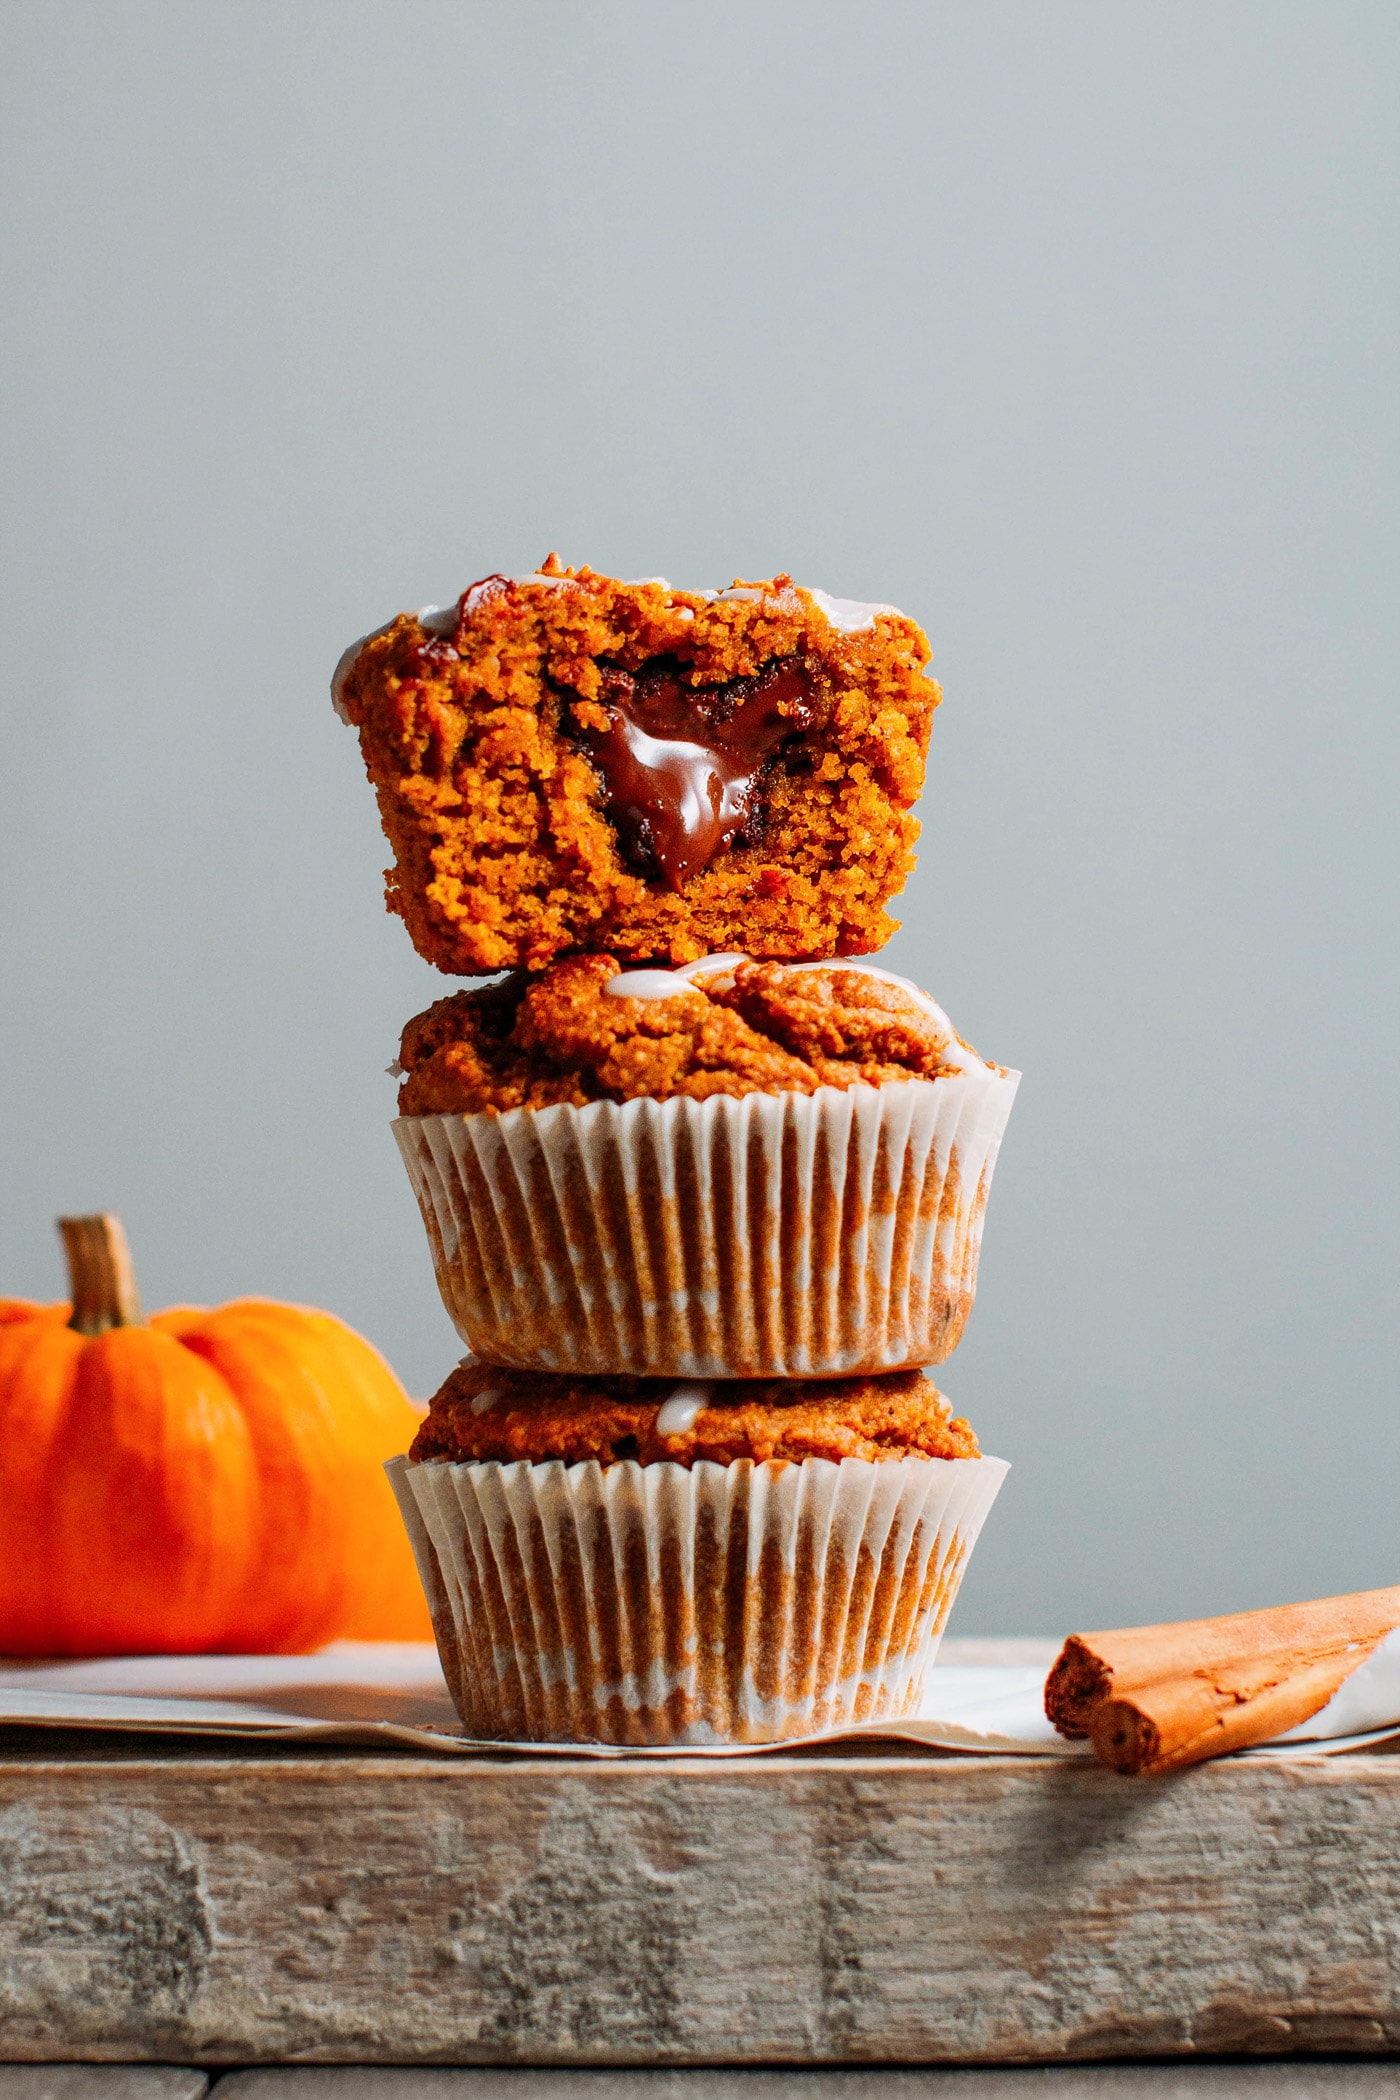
[2,1639,1396,1759]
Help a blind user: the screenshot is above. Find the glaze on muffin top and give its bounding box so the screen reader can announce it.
[410,1359,981,1469]
[396,954,995,1116]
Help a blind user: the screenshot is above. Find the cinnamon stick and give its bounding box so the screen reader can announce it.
[1044,1586,1400,1776]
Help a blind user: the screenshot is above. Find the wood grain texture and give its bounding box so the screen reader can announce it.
[3,1746,1400,2067]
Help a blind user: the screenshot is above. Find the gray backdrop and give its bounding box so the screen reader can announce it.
[2,0,1397,1636]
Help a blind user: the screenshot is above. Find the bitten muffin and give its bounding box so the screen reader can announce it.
[410,1359,982,1468]
[333,559,939,973]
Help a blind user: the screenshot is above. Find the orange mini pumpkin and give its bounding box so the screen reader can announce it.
[0,1215,432,1655]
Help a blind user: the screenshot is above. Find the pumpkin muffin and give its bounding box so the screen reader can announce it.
[389,1361,1006,1746]
[410,1359,981,1468]
[333,558,939,974]
[396,952,993,1116]
[393,952,1019,1379]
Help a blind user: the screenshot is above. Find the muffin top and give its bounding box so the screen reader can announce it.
[333,560,939,974]
[410,1359,981,1469]
[397,953,995,1116]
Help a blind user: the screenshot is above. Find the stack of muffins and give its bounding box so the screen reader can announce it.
[333,559,1019,1745]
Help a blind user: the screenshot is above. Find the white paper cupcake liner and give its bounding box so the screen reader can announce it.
[387,1449,1008,1746]
[394,1072,1019,1379]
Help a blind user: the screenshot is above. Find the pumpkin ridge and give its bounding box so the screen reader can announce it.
[0,1320,87,1650]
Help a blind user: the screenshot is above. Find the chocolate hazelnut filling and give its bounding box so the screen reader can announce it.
[575,656,816,888]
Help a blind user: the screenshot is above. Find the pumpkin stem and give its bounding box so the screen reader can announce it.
[59,1214,145,1334]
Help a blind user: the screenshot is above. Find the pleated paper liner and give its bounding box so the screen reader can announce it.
[394,1072,1019,1380]
[388,1451,1008,1747]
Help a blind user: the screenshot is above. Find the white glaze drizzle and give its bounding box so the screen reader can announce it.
[612,952,988,1073]
[330,626,383,720]
[462,575,508,613]
[671,957,755,995]
[471,1386,504,1416]
[331,602,456,719]
[603,952,756,1000]
[674,951,748,984]
[805,587,899,634]
[656,1382,713,1436]
[603,968,698,1001]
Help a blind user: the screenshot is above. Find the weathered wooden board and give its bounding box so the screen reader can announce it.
[2,1732,1400,2068]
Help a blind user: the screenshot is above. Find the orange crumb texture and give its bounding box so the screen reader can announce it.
[411,1362,981,1469]
[337,560,940,974]
[398,955,981,1115]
